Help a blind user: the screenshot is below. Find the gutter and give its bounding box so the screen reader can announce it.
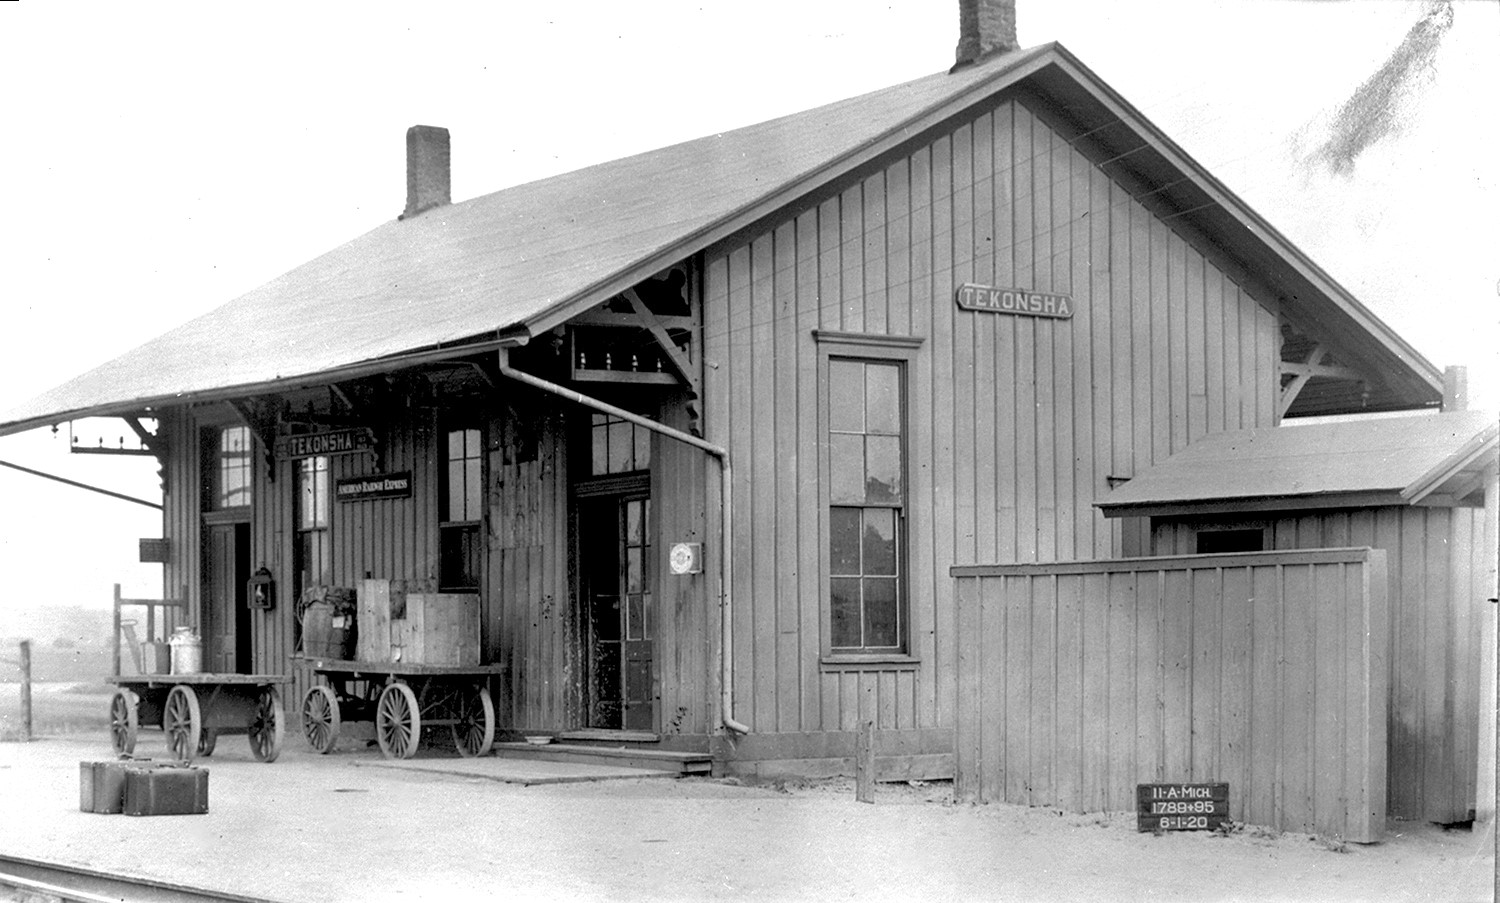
[494,349,749,735]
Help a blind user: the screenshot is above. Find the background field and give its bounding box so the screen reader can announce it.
[0,681,112,741]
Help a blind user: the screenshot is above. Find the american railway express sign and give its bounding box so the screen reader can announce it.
[275,427,376,460]
[955,283,1074,319]
[335,471,412,502]
[1136,783,1230,832]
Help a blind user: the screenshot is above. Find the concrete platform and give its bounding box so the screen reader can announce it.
[0,734,1491,903]
[353,751,679,785]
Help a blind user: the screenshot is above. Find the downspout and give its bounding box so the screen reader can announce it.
[494,349,749,735]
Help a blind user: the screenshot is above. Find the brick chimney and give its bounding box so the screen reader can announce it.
[953,0,1018,72]
[402,125,450,220]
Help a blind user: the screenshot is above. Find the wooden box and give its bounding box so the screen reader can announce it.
[122,765,208,816]
[393,594,479,665]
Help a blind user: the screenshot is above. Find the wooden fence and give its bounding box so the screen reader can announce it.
[951,548,1388,842]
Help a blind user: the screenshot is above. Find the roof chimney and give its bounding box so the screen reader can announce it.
[953,0,1018,72]
[402,125,450,220]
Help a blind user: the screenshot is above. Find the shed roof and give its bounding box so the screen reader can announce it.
[1097,411,1497,517]
[0,43,1443,437]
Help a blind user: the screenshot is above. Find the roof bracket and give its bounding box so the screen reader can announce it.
[124,414,168,492]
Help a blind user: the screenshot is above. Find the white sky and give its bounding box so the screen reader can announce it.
[0,1,1496,621]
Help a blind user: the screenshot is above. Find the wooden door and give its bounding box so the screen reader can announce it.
[581,494,654,730]
[204,521,251,674]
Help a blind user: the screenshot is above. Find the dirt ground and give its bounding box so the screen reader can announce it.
[0,688,1494,902]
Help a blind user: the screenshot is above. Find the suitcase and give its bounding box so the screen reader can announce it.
[79,759,152,814]
[122,764,209,816]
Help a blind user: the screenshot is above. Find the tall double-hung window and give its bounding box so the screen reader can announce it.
[295,455,331,593]
[440,423,484,592]
[819,332,920,658]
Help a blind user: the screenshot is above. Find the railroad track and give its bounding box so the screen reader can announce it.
[0,854,280,903]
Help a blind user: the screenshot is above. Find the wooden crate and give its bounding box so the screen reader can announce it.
[393,594,480,666]
[356,579,398,663]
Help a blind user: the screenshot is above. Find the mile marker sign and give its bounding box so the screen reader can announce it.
[1137,783,1229,832]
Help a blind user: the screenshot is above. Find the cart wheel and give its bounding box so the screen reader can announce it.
[164,685,201,763]
[109,688,138,756]
[375,681,421,759]
[451,684,496,758]
[198,729,218,757]
[249,687,285,763]
[301,685,341,754]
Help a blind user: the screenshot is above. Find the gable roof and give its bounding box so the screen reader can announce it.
[0,43,1443,437]
[1097,411,1496,517]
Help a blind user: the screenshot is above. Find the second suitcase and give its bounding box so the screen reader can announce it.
[122,765,209,816]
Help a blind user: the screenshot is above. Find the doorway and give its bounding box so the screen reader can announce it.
[580,493,654,730]
[204,520,252,674]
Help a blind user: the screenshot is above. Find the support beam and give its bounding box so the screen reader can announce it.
[621,288,697,393]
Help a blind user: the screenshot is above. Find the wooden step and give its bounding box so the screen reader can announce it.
[492,742,713,775]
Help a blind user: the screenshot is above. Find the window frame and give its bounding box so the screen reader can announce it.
[293,454,332,598]
[438,416,486,594]
[814,330,923,667]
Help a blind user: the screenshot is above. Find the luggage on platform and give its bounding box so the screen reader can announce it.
[122,764,209,816]
[81,759,208,816]
[79,759,145,814]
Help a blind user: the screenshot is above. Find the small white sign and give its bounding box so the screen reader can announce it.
[669,542,702,575]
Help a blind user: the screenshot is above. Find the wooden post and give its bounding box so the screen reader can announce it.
[1479,470,1499,826]
[112,583,123,679]
[18,640,31,742]
[855,720,875,804]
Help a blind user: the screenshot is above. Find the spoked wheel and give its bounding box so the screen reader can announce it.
[109,688,139,756]
[451,684,496,758]
[375,681,421,759]
[248,687,286,763]
[197,728,218,757]
[301,685,341,754]
[163,685,202,763]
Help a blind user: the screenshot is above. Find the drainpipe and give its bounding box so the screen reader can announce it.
[495,349,749,735]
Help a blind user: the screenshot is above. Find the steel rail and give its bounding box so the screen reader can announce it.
[0,853,283,903]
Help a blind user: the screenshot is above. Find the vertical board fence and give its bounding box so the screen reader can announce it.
[951,548,1388,842]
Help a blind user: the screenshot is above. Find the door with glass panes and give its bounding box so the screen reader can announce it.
[580,492,653,730]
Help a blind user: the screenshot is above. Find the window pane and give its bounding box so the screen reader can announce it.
[642,592,653,641]
[830,578,862,648]
[863,578,898,648]
[464,457,482,520]
[446,460,464,520]
[298,462,317,529]
[865,364,900,434]
[829,360,864,433]
[609,420,634,472]
[592,421,609,475]
[627,547,643,593]
[463,428,481,459]
[862,509,897,576]
[830,434,865,504]
[626,594,643,641]
[313,461,329,527]
[830,507,861,575]
[864,435,902,504]
[626,500,644,546]
[634,425,651,472]
[447,430,465,460]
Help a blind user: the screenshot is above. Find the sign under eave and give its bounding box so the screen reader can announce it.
[275,427,376,460]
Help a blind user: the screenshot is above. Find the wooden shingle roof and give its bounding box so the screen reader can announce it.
[0,43,1442,436]
[1097,411,1496,517]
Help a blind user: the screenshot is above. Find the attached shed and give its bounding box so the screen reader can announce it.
[1098,411,1499,826]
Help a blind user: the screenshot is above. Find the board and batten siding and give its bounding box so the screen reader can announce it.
[1152,506,1486,824]
[701,97,1281,754]
[950,549,1389,842]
